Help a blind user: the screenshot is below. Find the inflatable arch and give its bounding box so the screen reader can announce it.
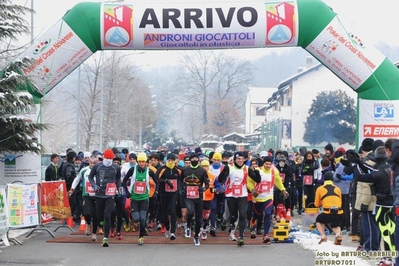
[10,0,399,146]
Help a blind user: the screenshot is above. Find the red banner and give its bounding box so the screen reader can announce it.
[41,181,71,221]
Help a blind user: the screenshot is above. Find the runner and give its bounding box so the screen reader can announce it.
[123,152,156,246]
[218,151,261,246]
[180,153,209,246]
[88,149,121,247]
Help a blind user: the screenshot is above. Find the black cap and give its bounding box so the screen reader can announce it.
[234,151,244,160]
[190,153,199,160]
[166,153,176,160]
[129,153,137,160]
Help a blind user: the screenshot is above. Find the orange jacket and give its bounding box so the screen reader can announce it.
[148,165,157,197]
[203,171,216,201]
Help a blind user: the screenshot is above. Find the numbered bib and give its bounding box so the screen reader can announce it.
[232,184,243,197]
[105,183,117,196]
[303,175,313,185]
[165,179,177,192]
[280,173,285,183]
[258,181,271,193]
[134,181,146,194]
[186,186,199,199]
[85,182,94,194]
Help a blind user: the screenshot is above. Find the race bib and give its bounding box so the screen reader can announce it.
[232,184,243,197]
[134,181,146,194]
[258,181,271,193]
[85,182,94,194]
[165,179,177,192]
[303,175,313,185]
[105,182,117,195]
[186,186,199,199]
[280,173,285,183]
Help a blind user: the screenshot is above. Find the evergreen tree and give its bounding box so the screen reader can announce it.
[303,90,356,145]
[0,1,48,153]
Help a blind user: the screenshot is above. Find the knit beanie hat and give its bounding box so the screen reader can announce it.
[361,138,374,152]
[103,149,114,159]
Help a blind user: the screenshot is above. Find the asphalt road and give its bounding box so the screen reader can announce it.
[0,222,316,266]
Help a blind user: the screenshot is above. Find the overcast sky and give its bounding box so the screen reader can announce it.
[16,0,398,67]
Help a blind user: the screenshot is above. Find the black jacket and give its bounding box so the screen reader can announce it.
[45,163,59,181]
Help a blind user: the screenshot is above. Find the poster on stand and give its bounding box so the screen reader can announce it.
[7,184,39,228]
[41,181,71,221]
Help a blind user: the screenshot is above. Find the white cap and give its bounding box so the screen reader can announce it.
[260,151,268,157]
[83,152,91,158]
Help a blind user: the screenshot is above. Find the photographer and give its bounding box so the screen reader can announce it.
[314,172,343,245]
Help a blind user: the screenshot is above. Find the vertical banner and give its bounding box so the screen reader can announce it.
[0,186,9,234]
[7,184,39,228]
[41,181,71,220]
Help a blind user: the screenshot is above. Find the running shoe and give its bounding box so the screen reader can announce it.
[149,221,155,229]
[170,233,176,240]
[91,233,97,241]
[237,237,244,246]
[98,227,104,235]
[85,224,92,236]
[210,227,216,237]
[229,230,237,241]
[177,224,182,234]
[117,232,122,240]
[124,222,130,232]
[334,235,342,245]
[194,237,200,246]
[138,237,144,246]
[201,231,207,240]
[165,230,171,239]
[132,222,139,232]
[262,235,271,245]
[184,228,191,238]
[109,231,115,238]
[161,224,166,233]
[102,237,109,247]
[318,236,327,244]
[250,227,256,239]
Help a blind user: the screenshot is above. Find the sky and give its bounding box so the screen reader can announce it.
[15,0,398,68]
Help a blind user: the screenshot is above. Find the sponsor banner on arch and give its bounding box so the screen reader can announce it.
[305,16,385,90]
[15,20,93,97]
[358,98,399,143]
[101,1,299,50]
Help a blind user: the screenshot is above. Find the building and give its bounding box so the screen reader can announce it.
[256,60,357,151]
[245,87,275,134]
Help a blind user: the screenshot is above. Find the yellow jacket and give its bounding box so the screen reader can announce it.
[247,166,285,203]
[315,180,343,214]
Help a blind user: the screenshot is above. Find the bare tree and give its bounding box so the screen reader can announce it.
[175,50,253,137]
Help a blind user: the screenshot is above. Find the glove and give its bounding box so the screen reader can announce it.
[126,192,132,199]
[93,185,100,192]
[165,179,174,189]
[336,173,343,180]
[115,188,122,197]
[198,187,205,193]
[252,189,259,198]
